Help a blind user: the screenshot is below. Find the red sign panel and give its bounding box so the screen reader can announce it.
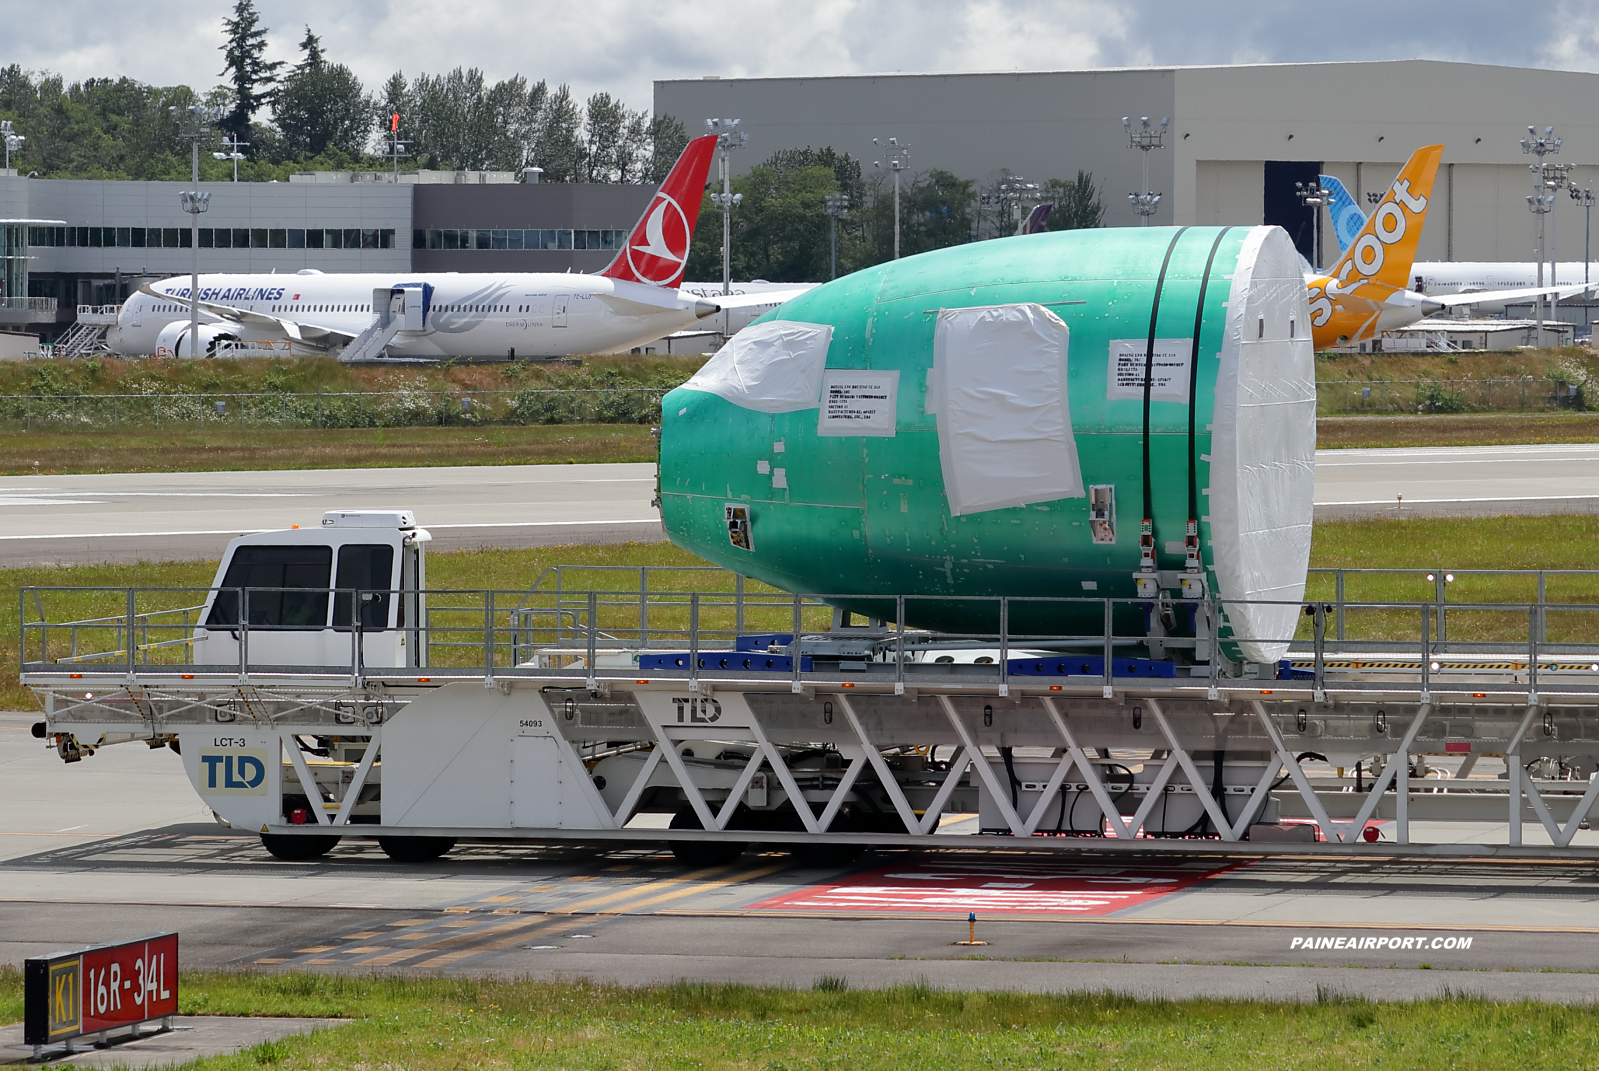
[24,932,178,1046]
[746,856,1234,916]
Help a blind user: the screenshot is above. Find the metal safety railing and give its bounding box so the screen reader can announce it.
[19,578,1599,701]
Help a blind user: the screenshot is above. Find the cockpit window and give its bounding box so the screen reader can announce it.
[206,545,332,629]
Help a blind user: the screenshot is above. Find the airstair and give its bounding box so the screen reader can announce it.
[340,286,426,362]
[57,305,120,358]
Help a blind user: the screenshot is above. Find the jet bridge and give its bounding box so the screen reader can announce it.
[20,553,1599,864]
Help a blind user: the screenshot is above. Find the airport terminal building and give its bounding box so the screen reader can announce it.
[0,172,653,343]
[658,59,1599,311]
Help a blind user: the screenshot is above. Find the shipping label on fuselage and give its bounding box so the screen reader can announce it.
[817,369,899,437]
[1107,339,1193,403]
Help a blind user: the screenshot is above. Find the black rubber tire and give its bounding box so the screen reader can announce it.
[259,833,341,861]
[668,806,748,867]
[785,804,866,869]
[377,836,457,863]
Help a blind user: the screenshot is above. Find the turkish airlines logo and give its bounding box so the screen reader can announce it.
[625,193,690,285]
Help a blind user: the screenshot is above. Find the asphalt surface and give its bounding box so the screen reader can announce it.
[8,712,1599,1001]
[0,462,662,567]
[5,444,1599,566]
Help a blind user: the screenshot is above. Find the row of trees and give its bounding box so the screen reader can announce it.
[683,150,1106,283]
[0,0,687,182]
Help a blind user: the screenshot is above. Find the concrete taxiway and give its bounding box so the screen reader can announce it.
[4,443,1599,566]
[7,711,1599,1000]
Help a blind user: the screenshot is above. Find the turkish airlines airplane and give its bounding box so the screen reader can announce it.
[107,135,803,360]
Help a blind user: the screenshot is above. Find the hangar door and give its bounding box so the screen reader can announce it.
[1263,160,1323,267]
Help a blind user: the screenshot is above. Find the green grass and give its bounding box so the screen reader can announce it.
[6,968,1599,1069]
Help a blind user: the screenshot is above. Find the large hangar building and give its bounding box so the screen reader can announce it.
[658,60,1599,278]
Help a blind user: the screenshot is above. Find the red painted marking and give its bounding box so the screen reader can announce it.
[1444,742,1472,753]
[80,934,177,1033]
[747,855,1236,916]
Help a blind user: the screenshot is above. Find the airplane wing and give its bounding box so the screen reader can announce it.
[1430,282,1595,309]
[695,288,813,309]
[138,283,356,345]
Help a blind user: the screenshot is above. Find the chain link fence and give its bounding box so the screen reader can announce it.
[0,388,671,431]
[1322,378,1589,414]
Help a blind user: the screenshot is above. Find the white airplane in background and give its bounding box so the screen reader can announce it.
[1318,172,1595,308]
[107,136,807,361]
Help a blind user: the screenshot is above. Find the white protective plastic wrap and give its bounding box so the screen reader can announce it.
[679,320,832,412]
[1207,226,1317,663]
[931,303,1085,516]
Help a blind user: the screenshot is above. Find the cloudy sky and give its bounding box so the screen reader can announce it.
[5,0,1597,113]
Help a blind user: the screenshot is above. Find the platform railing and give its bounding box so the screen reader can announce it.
[20,582,1599,702]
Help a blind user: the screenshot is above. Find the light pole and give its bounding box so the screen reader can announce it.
[1124,116,1167,225]
[873,137,909,258]
[171,104,221,359]
[823,192,849,281]
[0,121,23,173]
[706,118,747,296]
[1572,186,1595,286]
[211,134,248,182]
[1295,179,1333,271]
[1522,125,1562,340]
[387,113,411,179]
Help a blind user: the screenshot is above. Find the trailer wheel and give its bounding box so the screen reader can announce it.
[377,836,456,863]
[259,833,341,861]
[668,806,748,867]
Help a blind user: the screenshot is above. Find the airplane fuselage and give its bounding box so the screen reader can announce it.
[108,271,719,358]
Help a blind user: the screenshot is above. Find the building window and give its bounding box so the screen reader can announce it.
[362,228,379,249]
[163,228,180,247]
[179,228,192,248]
[234,228,250,248]
[269,228,287,248]
[343,229,360,249]
[305,228,324,249]
[251,228,268,248]
[381,229,394,248]
[287,228,305,249]
[200,228,215,248]
[325,229,343,249]
[116,227,131,247]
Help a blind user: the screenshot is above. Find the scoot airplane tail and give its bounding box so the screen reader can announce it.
[1323,144,1444,293]
[600,134,719,290]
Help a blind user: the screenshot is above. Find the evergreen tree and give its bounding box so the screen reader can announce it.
[533,84,584,182]
[645,114,689,183]
[1043,170,1105,230]
[293,26,324,73]
[217,0,283,150]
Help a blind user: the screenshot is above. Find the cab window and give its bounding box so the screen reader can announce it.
[333,544,395,630]
[207,545,332,629]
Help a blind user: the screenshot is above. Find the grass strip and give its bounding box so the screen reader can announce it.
[5,968,1599,1069]
[0,425,659,475]
[1317,412,1599,449]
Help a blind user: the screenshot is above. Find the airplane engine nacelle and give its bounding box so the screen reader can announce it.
[154,321,239,358]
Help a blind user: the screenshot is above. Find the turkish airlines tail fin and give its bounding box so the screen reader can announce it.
[600,134,718,290]
[1324,144,1443,293]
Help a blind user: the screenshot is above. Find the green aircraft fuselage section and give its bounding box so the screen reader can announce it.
[659,226,1254,636]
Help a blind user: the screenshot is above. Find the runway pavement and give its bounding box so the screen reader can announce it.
[7,712,1599,1000]
[5,443,1599,566]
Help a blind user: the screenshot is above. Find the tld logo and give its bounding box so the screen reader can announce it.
[672,697,721,723]
[198,749,269,794]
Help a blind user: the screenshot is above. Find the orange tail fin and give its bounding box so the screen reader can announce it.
[1325,144,1444,291]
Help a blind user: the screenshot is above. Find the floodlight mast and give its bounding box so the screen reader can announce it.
[823,192,850,280]
[1124,116,1167,225]
[0,121,24,173]
[706,118,748,296]
[874,137,909,258]
[171,104,221,359]
[1572,186,1596,286]
[1522,124,1563,341]
[211,134,248,182]
[1295,179,1334,271]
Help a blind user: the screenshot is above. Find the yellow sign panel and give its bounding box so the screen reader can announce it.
[47,958,80,1038]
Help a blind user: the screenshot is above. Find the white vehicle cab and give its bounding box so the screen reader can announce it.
[195,510,429,672]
